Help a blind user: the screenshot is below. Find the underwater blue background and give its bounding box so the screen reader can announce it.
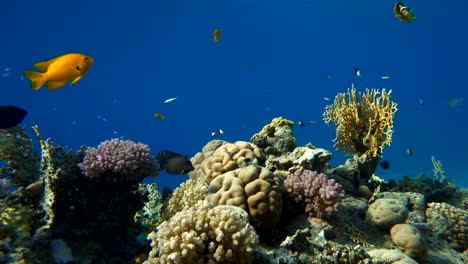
[1,0,466,189]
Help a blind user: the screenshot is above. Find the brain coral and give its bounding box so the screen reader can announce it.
[193,141,265,183]
[206,165,282,231]
[323,84,397,158]
[78,138,158,181]
[145,200,258,264]
[284,169,344,219]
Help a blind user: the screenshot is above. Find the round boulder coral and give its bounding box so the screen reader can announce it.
[78,138,158,181]
[367,198,409,229]
[390,223,427,260]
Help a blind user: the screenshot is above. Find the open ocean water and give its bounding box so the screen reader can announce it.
[1,0,466,189]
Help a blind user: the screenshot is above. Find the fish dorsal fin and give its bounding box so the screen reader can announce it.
[33,55,64,73]
[46,80,68,90]
[70,76,82,85]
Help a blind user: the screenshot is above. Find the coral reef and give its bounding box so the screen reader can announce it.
[250,116,297,156]
[0,126,40,187]
[366,198,409,229]
[78,138,158,181]
[206,165,282,231]
[323,84,397,158]
[390,223,427,260]
[284,169,344,219]
[134,182,163,233]
[159,177,208,223]
[426,202,468,251]
[190,141,264,183]
[145,200,258,264]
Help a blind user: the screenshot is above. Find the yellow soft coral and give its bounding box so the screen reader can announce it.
[323,84,397,158]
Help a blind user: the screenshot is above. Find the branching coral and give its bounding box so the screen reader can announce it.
[323,84,397,158]
[78,138,158,181]
[284,169,344,218]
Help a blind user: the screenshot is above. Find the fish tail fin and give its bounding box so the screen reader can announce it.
[22,70,46,91]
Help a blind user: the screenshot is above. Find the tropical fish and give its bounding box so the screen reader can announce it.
[418,99,424,106]
[381,76,390,80]
[163,97,178,103]
[406,148,413,157]
[354,68,362,77]
[379,160,390,170]
[298,121,305,127]
[213,28,221,43]
[153,113,165,120]
[156,150,194,175]
[0,106,27,129]
[446,97,463,108]
[393,2,416,22]
[23,53,94,91]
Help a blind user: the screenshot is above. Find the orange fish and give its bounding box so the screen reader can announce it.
[213,29,220,43]
[23,53,94,91]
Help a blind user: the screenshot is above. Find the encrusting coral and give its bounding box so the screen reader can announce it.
[78,138,158,181]
[426,202,468,251]
[145,200,259,264]
[284,169,344,219]
[323,84,397,158]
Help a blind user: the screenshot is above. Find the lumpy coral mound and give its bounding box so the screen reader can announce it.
[145,200,259,264]
[78,138,158,181]
[323,84,397,158]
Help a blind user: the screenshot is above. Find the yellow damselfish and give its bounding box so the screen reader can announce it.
[213,28,220,43]
[23,53,94,91]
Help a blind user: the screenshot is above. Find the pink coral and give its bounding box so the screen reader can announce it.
[284,169,344,218]
[78,138,158,181]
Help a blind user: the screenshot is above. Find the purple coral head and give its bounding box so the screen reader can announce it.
[284,169,344,219]
[78,138,159,181]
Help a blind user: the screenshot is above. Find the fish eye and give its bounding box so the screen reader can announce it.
[84,57,89,61]
[76,66,80,70]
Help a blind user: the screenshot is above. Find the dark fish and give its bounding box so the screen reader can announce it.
[406,148,413,157]
[0,106,27,129]
[156,150,194,175]
[379,160,390,170]
[354,68,361,77]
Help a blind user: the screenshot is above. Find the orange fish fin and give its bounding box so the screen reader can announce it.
[33,55,63,72]
[70,76,82,86]
[46,80,68,90]
[22,70,46,91]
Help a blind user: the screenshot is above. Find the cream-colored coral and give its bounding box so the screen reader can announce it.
[390,223,427,259]
[426,202,468,250]
[189,140,227,179]
[160,177,208,223]
[257,116,294,136]
[194,141,265,183]
[206,165,282,230]
[323,84,397,158]
[145,200,258,264]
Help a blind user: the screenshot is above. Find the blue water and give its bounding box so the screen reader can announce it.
[1,0,466,189]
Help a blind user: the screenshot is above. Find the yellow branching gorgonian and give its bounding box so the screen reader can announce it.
[323,84,397,158]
